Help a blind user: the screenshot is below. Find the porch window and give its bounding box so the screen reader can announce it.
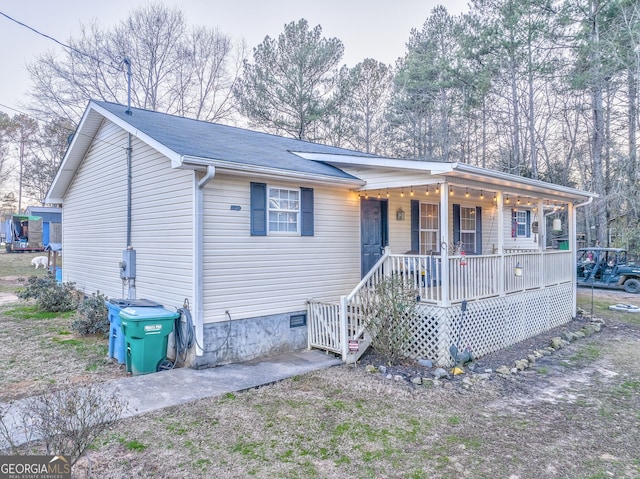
[419,203,439,253]
[453,204,482,254]
[460,206,476,253]
[511,209,531,238]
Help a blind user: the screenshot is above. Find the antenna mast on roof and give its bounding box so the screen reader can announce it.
[123,58,132,115]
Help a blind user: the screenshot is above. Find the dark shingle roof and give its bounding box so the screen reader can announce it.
[95,101,374,180]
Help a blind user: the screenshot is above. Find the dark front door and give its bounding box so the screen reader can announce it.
[361,199,388,277]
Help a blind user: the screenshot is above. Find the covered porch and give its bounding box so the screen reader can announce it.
[304,159,596,366]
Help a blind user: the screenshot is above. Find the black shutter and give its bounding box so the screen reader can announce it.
[411,200,419,252]
[301,187,314,236]
[475,206,482,254]
[453,204,461,244]
[250,182,267,236]
[526,210,531,237]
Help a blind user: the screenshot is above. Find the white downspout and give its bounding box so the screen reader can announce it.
[496,192,505,296]
[194,166,216,356]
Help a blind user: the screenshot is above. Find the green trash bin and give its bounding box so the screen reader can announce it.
[119,306,180,375]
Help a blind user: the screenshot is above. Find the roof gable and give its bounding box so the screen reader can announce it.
[96,101,371,176]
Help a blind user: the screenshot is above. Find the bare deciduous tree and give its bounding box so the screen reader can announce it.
[26,3,243,125]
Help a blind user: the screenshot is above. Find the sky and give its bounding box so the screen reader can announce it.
[0,0,471,116]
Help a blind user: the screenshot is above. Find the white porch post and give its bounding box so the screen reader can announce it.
[440,182,450,306]
[537,199,545,250]
[340,294,348,361]
[496,191,505,296]
[538,199,545,289]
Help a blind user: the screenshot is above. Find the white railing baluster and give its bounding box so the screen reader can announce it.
[307,249,575,359]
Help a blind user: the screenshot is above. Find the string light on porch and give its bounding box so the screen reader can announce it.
[386,188,390,198]
[505,195,510,204]
[410,186,414,196]
[480,190,484,199]
[527,198,531,206]
[401,188,405,198]
[517,196,521,204]
[449,185,454,196]
[465,188,469,198]
[425,185,429,196]
[377,190,381,199]
[493,192,497,202]
[435,183,440,194]
[365,191,369,199]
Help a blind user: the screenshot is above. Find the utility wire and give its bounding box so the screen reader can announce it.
[0,10,113,66]
[1,10,84,56]
[0,11,130,144]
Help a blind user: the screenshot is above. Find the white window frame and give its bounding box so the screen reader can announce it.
[460,206,476,253]
[515,210,528,238]
[419,202,440,254]
[268,186,300,234]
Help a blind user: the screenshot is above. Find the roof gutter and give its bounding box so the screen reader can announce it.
[446,163,597,200]
[574,195,594,209]
[295,153,595,200]
[193,165,216,357]
[179,155,365,187]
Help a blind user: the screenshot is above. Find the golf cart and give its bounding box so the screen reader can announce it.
[576,247,640,294]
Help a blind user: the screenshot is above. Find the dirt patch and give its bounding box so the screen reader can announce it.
[0,275,25,299]
[0,292,18,305]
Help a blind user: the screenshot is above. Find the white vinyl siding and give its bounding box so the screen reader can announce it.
[61,121,193,307]
[201,174,361,323]
[503,209,537,250]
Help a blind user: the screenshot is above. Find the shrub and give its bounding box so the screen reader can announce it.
[17,276,79,312]
[359,275,419,366]
[0,381,125,466]
[73,292,109,337]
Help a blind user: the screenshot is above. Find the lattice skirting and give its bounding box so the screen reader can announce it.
[404,283,574,367]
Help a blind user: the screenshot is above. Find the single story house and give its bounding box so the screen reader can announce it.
[46,100,596,368]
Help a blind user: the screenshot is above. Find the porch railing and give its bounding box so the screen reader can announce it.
[308,248,391,362]
[308,248,574,361]
[388,249,574,303]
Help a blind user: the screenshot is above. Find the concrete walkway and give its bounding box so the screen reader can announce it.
[0,349,342,449]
